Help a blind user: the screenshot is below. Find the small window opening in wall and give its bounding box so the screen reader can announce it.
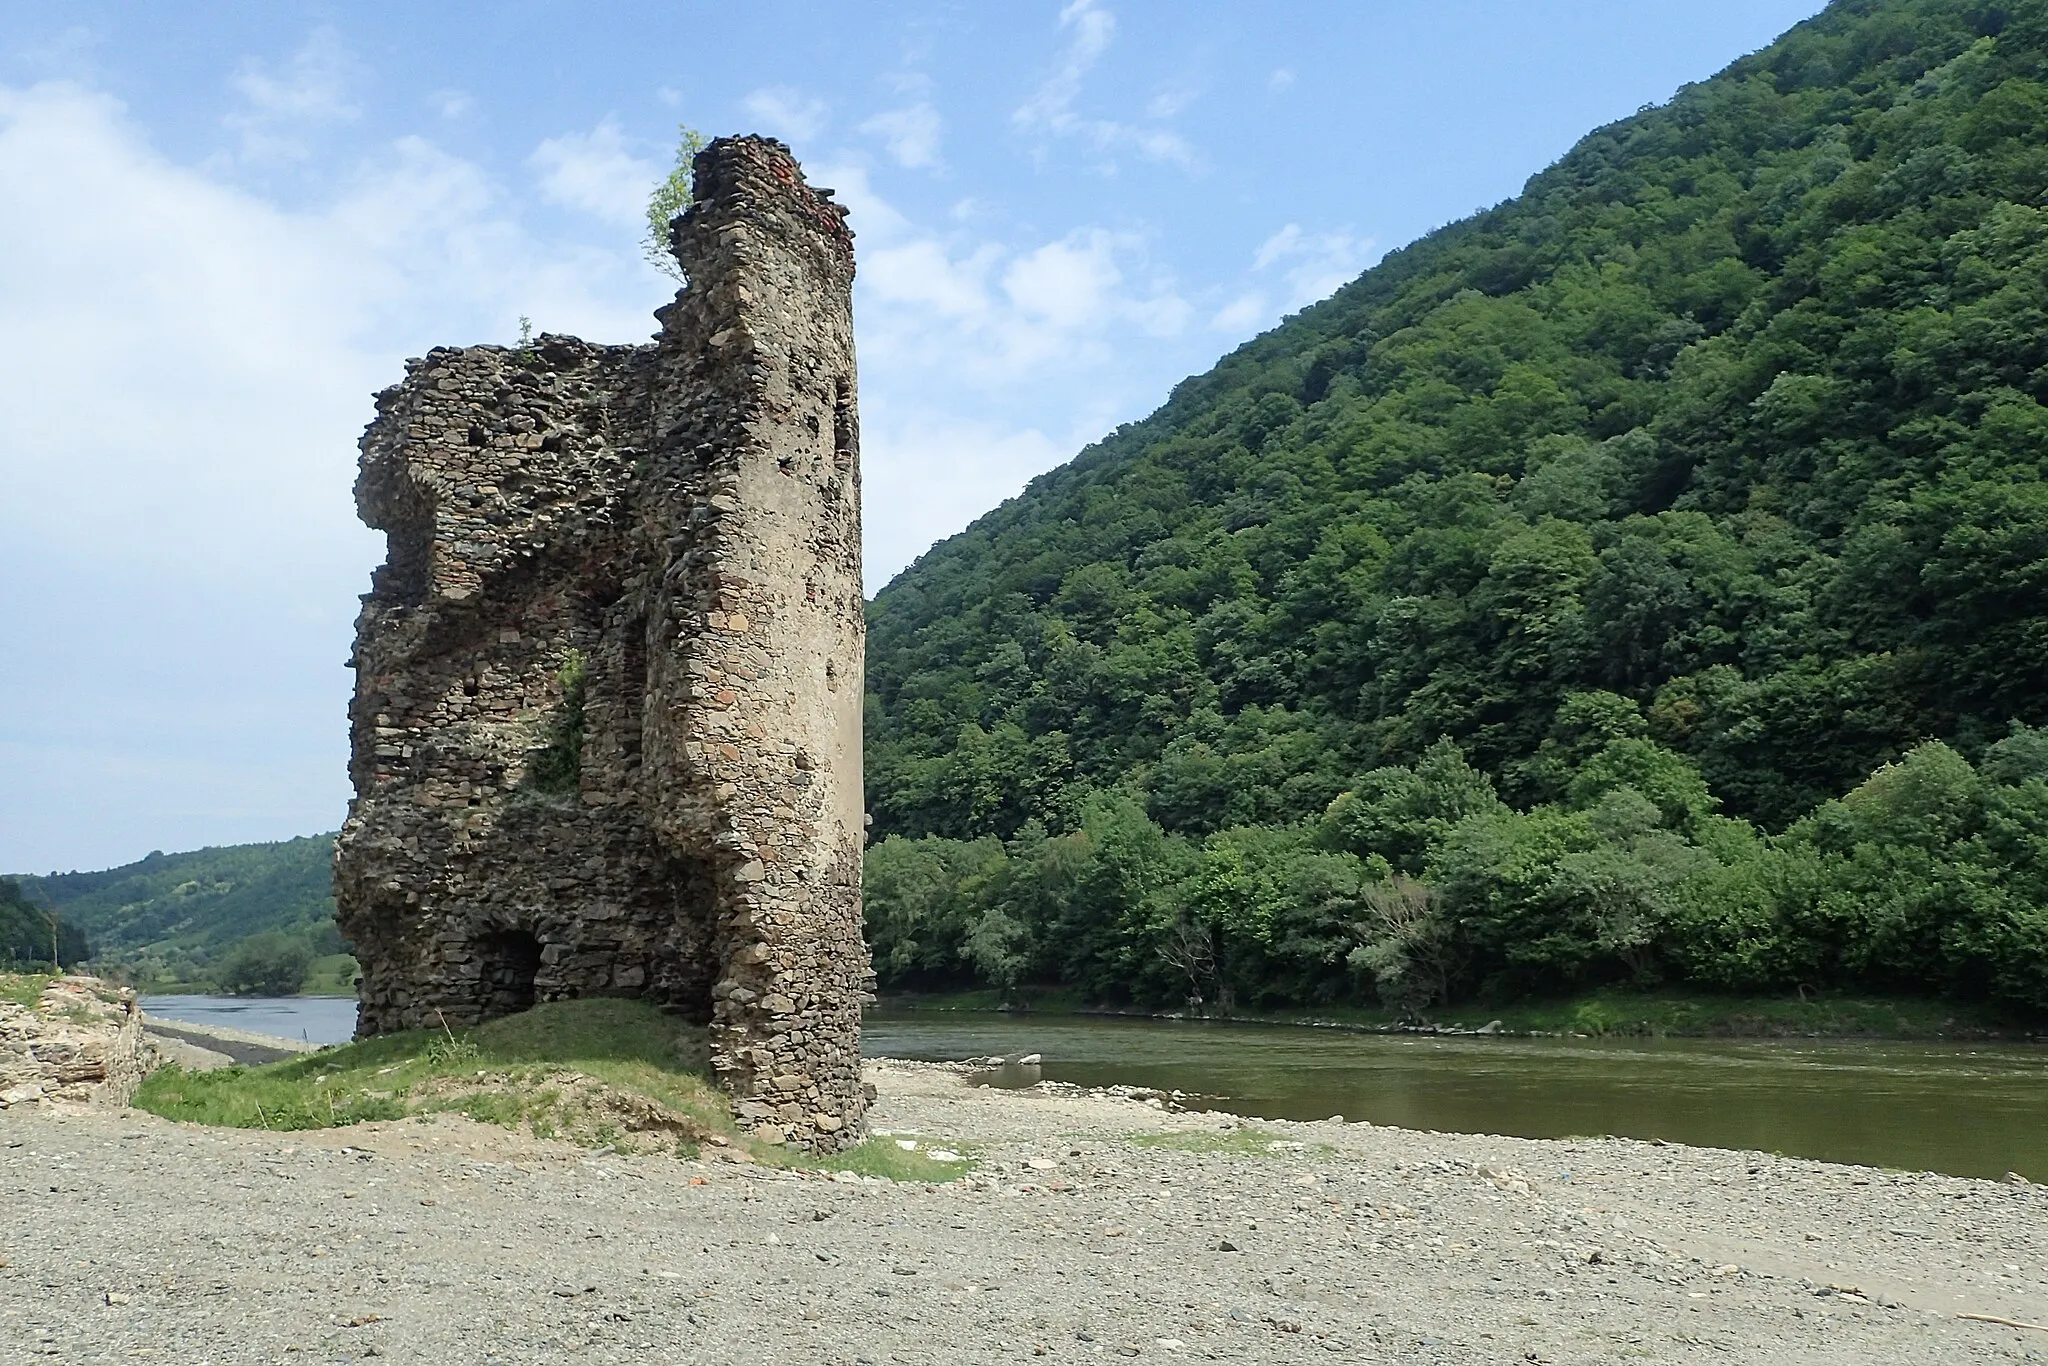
[832,377,855,472]
[478,929,542,1017]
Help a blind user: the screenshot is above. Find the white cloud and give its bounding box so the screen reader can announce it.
[850,210,1188,388]
[224,27,359,162]
[803,157,1191,580]
[1146,88,1197,120]
[1207,225,1374,337]
[859,408,1066,586]
[1268,67,1296,91]
[861,102,942,170]
[528,119,658,227]
[1210,291,1267,333]
[865,238,999,320]
[1253,222,1375,311]
[434,89,474,120]
[1003,231,1124,328]
[741,86,828,144]
[1013,0,1197,171]
[0,79,661,870]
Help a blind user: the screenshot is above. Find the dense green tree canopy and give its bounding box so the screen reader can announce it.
[862,0,2048,1015]
[13,837,339,984]
[0,877,89,969]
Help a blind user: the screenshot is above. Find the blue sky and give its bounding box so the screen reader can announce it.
[0,0,1828,873]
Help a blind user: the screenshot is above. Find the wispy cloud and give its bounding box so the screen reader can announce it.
[1211,223,1375,333]
[528,119,658,227]
[812,155,1193,583]
[741,86,828,143]
[224,27,359,162]
[861,102,943,170]
[1256,223,1375,305]
[1013,0,1197,171]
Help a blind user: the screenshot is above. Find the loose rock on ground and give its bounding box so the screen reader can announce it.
[2,1059,2045,1363]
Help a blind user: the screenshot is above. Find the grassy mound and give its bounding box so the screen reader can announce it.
[134,997,966,1179]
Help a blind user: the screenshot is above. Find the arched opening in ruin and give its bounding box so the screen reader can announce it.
[477,929,543,1018]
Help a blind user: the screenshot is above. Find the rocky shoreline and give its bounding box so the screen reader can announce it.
[5,1056,2047,1363]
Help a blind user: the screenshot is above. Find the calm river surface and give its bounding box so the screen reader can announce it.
[865,1011,2048,1182]
[139,997,2046,1181]
[142,995,359,1046]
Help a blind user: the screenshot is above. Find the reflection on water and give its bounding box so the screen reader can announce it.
[142,995,358,1046]
[864,1011,2048,1181]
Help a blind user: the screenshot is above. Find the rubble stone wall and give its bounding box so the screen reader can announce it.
[334,136,868,1150]
[0,977,153,1110]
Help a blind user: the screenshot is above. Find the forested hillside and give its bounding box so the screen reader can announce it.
[862,0,2048,1014]
[14,837,341,986]
[1,877,91,969]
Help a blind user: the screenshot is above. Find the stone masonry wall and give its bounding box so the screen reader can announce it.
[0,977,153,1111]
[334,136,868,1150]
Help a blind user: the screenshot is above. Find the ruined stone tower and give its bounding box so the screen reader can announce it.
[334,136,869,1149]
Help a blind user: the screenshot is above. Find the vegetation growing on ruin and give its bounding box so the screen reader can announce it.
[0,972,58,1008]
[524,649,589,796]
[644,124,709,281]
[134,997,970,1179]
[862,0,2048,1018]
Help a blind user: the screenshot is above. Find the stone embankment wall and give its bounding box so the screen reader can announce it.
[334,136,869,1151]
[0,976,153,1109]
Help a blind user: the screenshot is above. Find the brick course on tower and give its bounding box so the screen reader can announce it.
[333,136,870,1151]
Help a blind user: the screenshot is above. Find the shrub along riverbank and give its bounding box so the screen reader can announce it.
[875,984,2037,1040]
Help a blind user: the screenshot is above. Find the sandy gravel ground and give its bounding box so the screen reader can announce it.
[2,1060,2045,1365]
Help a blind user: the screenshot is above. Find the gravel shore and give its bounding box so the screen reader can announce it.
[3,1059,2045,1364]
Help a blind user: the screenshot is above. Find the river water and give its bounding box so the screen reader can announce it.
[862,1012,2048,1182]
[142,994,359,1047]
[139,996,2046,1181]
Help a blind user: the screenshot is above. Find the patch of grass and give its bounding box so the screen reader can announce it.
[301,954,361,997]
[812,1137,974,1183]
[1128,1127,1324,1157]
[0,973,56,1007]
[135,998,745,1152]
[131,997,962,1178]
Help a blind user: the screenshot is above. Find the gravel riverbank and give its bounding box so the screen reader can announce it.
[3,1059,2045,1364]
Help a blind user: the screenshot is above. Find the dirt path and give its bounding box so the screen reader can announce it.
[2,1060,2044,1364]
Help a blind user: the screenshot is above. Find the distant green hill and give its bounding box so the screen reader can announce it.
[13,837,341,986]
[860,0,2048,1015]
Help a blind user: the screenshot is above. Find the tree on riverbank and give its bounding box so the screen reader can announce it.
[866,727,2048,1015]
[214,932,313,997]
